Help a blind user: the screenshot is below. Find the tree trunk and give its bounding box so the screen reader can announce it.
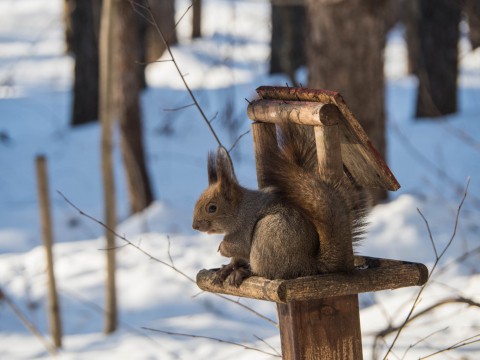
[192,0,202,39]
[99,0,117,335]
[70,0,102,126]
[305,0,387,202]
[270,3,306,85]
[63,0,73,53]
[116,0,154,214]
[412,0,461,118]
[464,0,480,50]
[144,0,177,63]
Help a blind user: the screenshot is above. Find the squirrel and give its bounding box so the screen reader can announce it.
[192,123,367,286]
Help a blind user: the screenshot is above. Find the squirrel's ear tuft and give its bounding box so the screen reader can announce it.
[216,146,238,189]
[207,151,218,185]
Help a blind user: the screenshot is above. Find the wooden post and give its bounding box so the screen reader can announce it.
[99,0,118,334]
[35,155,62,349]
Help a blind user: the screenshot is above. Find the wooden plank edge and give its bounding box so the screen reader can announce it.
[247,99,340,126]
[196,258,428,303]
[196,269,287,303]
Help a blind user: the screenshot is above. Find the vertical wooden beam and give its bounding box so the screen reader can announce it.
[251,121,277,189]
[315,105,344,183]
[36,155,62,348]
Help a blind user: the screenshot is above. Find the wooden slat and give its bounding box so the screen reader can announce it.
[196,256,428,303]
[247,99,338,126]
[250,86,400,191]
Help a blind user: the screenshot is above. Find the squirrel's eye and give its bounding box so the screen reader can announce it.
[207,204,217,213]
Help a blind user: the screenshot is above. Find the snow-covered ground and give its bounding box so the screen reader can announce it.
[1,0,479,359]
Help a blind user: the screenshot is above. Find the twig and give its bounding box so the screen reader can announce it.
[389,119,480,208]
[381,178,470,360]
[163,103,196,112]
[401,327,449,360]
[142,327,281,357]
[417,208,438,259]
[58,191,277,327]
[166,235,175,268]
[377,296,480,339]
[57,190,196,281]
[436,244,480,275]
[57,287,177,357]
[228,130,251,153]
[129,0,224,150]
[0,287,57,356]
[254,334,282,357]
[419,333,480,359]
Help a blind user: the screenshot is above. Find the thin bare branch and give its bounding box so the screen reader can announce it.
[163,103,196,112]
[438,177,470,259]
[142,327,281,357]
[129,0,225,149]
[419,333,480,359]
[417,208,438,259]
[437,244,480,275]
[228,130,251,153]
[390,119,480,208]
[381,178,470,360]
[58,191,277,327]
[135,59,173,65]
[401,327,449,360]
[0,287,57,356]
[166,235,175,268]
[209,112,219,124]
[214,294,278,327]
[378,297,480,340]
[254,334,282,357]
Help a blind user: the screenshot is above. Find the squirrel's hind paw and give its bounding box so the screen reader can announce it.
[212,260,251,287]
[227,266,251,287]
[212,262,235,285]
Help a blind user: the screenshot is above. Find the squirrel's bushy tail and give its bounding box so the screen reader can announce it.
[262,123,366,273]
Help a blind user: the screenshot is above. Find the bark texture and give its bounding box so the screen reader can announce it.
[192,0,202,38]
[409,0,461,118]
[465,0,480,50]
[305,0,387,201]
[270,3,306,84]
[144,0,177,63]
[69,0,102,125]
[116,0,154,214]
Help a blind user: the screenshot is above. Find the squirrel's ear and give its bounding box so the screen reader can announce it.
[216,146,237,185]
[207,151,218,185]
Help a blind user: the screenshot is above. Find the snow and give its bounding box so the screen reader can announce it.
[1,0,479,359]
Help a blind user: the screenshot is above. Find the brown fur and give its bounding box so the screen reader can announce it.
[192,126,366,285]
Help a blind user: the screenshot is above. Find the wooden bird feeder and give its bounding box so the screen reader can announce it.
[196,86,428,360]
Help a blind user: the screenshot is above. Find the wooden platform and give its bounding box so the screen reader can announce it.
[197,256,428,304]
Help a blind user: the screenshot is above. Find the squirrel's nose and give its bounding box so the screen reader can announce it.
[192,221,200,230]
